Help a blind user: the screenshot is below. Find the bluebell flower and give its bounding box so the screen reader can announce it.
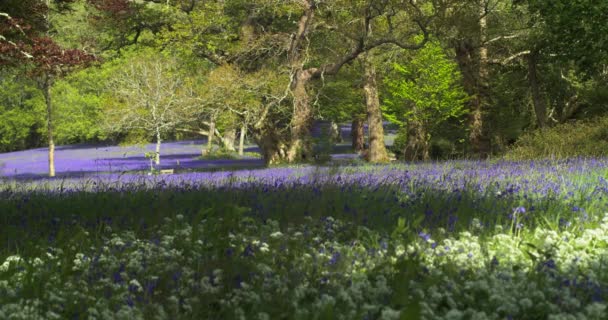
[329,252,341,266]
[418,231,431,242]
[543,259,556,269]
[126,295,135,307]
[113,272,123,284]
[514,206,526,214]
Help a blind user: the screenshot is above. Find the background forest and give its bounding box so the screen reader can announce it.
[1,0,607,171]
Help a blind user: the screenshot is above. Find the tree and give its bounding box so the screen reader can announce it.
[526,0,608,76]
[0,70,45,152]
[105,51,192,166]
[153,0,433,164]
[362,52,390,162]
[1,1,95,177]
[383,40,468,160]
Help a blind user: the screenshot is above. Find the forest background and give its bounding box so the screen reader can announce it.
[1,0,607,176]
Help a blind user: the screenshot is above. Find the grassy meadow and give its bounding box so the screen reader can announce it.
[1,144,608,319]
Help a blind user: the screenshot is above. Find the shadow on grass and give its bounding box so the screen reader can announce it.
[1,164,604,251]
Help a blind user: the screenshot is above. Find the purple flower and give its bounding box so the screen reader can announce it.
[559,218,571,228]
[543,259,557,269]
[514,206,526,214]
[418,231,431,242]
[242,244,255,257]
[329,252,341,265]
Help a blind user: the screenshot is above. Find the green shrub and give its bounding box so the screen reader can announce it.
[505,117,608,160]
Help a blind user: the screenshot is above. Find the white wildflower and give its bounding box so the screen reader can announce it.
[0,255,21,272]
[259,242,270,253]
[395,245,406,257]
[129,279,143,292]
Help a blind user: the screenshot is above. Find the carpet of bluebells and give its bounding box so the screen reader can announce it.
[0,140,265,179]
[1,157,608,319]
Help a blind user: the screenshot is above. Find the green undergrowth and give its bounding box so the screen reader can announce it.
[505,117,608,160]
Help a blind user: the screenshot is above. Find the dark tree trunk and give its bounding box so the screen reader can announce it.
[42,77,55,177]
[454,39,490,158]
[474,0,491,158]
[352,117,365,153]
[403,120,429,161]
[363,54,389,163]
[528,50,547,128]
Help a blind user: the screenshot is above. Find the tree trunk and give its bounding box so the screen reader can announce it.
[528,50,546,128]
[155,128,161,166]
[43,78,55,177]
[286,70,314,162]
[223,127,237,151]
[469,0,491,158]
[330,121,342,143]
[352,117,365,153]
[454,38,490,158]
[363,54,389,163]
[403,120,428,161]
[239,124,246,156]
[206,120,215,155]
[254,129,287,165]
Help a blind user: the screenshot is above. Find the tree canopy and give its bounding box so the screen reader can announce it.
[1,0,607,170]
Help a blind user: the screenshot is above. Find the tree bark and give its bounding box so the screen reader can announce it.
[527,50,546,128]
[403,119,429,161]
[223,127,237,151]
[468,0,491,158]
[155,128,161,165]
[454,31,490,157]
[43,77,55,177]
[363,54,389,163]
[255,130,287,165]
[238,124,246,156]
[286,70,314,162]
[352,117,365,153]
[330,121,342,143]
[205,120,215,155]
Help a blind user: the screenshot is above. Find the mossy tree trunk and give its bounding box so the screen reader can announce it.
[363,54,389,163]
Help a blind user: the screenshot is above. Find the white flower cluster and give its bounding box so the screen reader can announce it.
[1,213,607,319]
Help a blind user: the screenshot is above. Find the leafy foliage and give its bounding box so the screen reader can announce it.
[527,0,608,75]
[383,40,468,126]
[505,117,608,160]
[0,72,44,152]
